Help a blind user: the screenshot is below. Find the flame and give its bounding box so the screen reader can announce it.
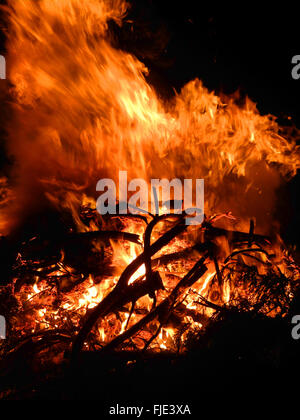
[0,0,298,236]
[0,0,299,353]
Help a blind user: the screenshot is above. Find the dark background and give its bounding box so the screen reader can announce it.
[117,1,300,120]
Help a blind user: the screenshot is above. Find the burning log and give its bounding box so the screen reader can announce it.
[72,215,188,355]
[96,256,208,354]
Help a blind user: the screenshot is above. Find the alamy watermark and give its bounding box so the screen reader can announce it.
[0,55,6,79]
[96,171,204,225]
[291,315,300,340]
[291,55,300,80]
[0,315,6,339]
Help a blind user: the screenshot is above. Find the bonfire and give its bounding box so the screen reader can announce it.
[0,0,299,400]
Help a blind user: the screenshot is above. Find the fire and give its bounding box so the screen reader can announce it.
[0,0,299,355]
[1,0,298,236]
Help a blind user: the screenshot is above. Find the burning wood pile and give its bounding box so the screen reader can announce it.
[0,206,299,367]
[0,0,300,400]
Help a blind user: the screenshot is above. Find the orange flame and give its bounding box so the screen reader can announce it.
[0,0,298,236]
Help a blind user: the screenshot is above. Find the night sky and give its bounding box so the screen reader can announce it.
[114,2,300,122]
